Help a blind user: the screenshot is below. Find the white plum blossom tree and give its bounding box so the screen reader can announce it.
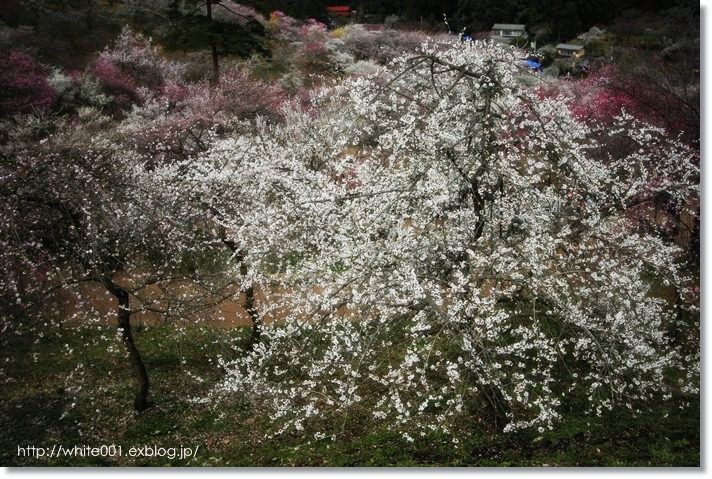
[210,40,699,437]
[0,107,244,411]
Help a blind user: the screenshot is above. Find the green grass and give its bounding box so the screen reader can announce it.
[0,323,700,467]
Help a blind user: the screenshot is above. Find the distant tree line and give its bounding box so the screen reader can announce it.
[269,0,686,35]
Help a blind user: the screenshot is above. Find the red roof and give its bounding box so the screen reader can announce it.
[327,6,351,16]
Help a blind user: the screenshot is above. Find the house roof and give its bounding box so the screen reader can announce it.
[556,43,585,51]
[327,6,351,16]
[491,24,526,31]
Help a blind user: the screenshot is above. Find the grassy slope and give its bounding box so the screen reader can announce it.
[0,324,699,467]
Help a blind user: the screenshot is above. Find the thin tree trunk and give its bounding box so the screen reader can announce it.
[245,285,260,349]
[206,0,219,83]
[221,238,261,351]
[690,206,700,267]
[241,263,261,350]
[211,43,219,83]
[483,386,510,433]
[103,275,150,412]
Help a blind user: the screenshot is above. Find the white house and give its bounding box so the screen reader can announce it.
[490,24,527,44]
[556,43,586,58]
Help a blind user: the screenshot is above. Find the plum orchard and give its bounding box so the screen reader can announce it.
[210,41,699,436]
[0,29,698,435]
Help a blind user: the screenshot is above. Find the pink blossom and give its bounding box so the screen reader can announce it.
[0,50,56,116]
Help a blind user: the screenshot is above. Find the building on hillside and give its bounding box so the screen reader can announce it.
[556,43,585,57]
[327,6,352,17]
[490,24,527,44]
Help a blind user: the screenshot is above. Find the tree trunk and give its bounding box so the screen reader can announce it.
[245,284,261,349]
[103,275,150,412]
[222,239,262,351]
[690,206,700,267]
[483,386,510,433]
[241,262,261,350]
[211,43,219,83]
[206,0,219,83]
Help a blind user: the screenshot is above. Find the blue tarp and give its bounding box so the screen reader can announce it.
[525,60,541,68]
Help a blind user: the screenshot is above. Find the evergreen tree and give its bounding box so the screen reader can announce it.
[164,1,270,82]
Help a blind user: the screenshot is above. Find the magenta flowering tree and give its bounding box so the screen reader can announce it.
[547,61,701,263]
[298,18,327,39]
[98,26,181,87]
[92,58,140,111]
[551,58,699,152]
[301,40,328,70]
[122,68,286,165]
[0,50,56,117]
[92,26,186,112]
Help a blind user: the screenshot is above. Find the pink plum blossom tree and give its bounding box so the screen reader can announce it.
[0,50,56,117]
